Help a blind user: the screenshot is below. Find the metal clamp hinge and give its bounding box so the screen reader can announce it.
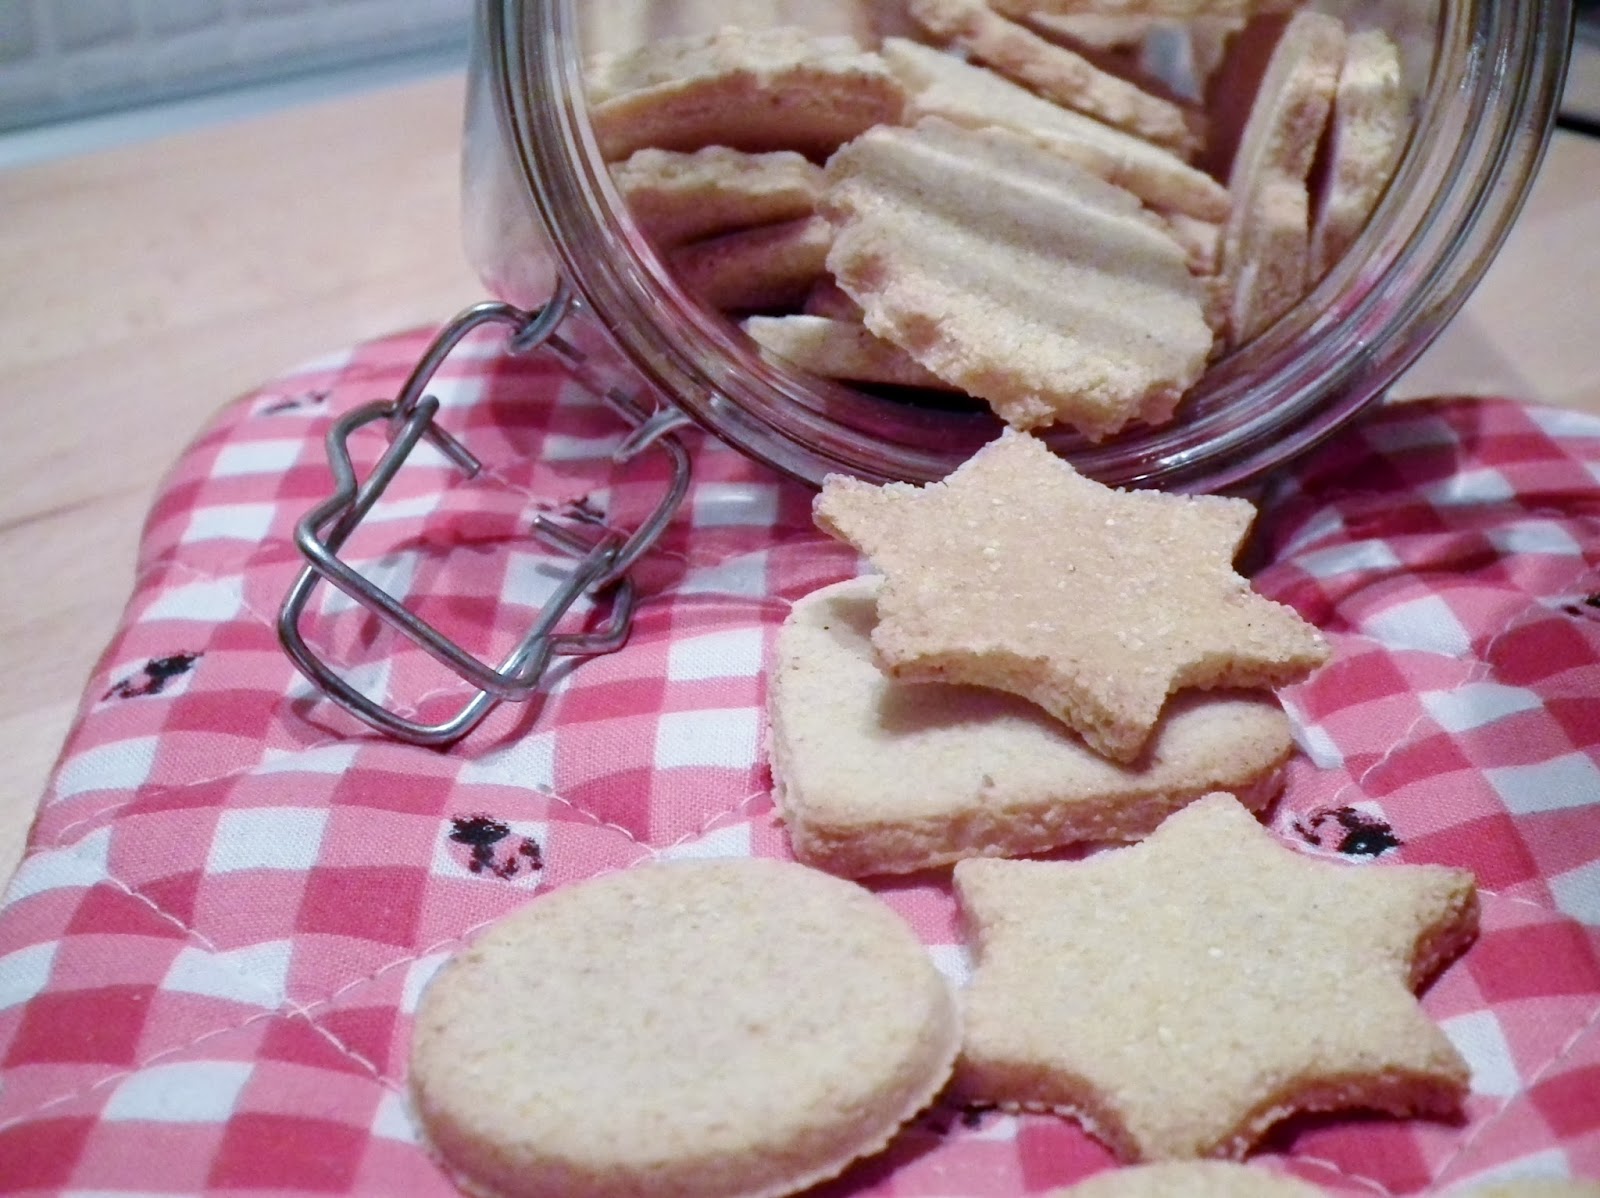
[277,286,692,746]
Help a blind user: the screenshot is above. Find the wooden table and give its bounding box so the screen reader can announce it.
[1,75,1598,885]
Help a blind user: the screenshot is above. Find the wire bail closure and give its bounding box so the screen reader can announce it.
[277,286,693,746]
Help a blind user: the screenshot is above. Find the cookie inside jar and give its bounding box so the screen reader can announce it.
[579,1,1431,447]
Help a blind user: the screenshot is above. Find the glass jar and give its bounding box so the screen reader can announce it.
[461,0,1571,491]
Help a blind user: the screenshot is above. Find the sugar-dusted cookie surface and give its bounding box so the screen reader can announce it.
[586,26,905,161]
[954,794,1479,1161]
[1309,28,1410,279]
[812,430,1328,762]
[1216,11,1346,344]
[770,577,1292,876]
[744,315,958,389]
[411,858,959,1198]
[881,38,1229,221]
[1049,1161,1329,1196]
[908,0,1199,154]
[821,119,1213,438]
[612,146,823,246]
[1227,174,1310,343]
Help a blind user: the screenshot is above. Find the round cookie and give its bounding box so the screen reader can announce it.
[1050,1161,1328,1196]
[409,858,959,1198]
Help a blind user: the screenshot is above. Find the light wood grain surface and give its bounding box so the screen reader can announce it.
[1,76,1598,885]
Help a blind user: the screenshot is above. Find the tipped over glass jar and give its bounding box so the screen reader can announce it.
[463,0,1570,492]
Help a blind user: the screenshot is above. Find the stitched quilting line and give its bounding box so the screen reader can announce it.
[41,691,770,868]
[1287,1151,1398,1196]
[0,836,670,1133]
[1267,484,1600,543]
[1284,557,1599,852]
[1274,510,1600,580]
[1474,883,1596,922]
[1432,996,1600,1185]
[35,572,529,848]
[297,786,771,1020]
[1256,396,1600,514]
[0,1007,283,1134]
[40,731,345,853]
[39,732,761,868]
[642,786,775,859]
[47,542,779,855]
[4,788,781,1128]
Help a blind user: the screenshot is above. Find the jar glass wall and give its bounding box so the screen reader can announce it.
[463,0,1572,490]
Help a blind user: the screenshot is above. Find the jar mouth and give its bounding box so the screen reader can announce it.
[488,0,1572,491]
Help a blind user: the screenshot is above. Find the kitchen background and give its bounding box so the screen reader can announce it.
[2,1,1598,153]
[0,0,470,160]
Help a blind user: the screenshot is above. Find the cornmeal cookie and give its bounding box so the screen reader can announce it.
[955,793,1479,1161]
[669,214,833,312]
[1216,11,1346,343]
[411,858,959,1198]
[1018,11,1167,51]
[612,146,823,246]
[770,577,1292,876]
[1049,1162,1328,1196]
[615,0,885,45]
[813,430,1328,762]
[586,26,905,161]
[822,118,1213,438]
[908,0,1199,154]
[1022,11,1242,91]
[1227,174,1311,344]
[1309,28,1410,279]
[881,38,1229,221]
[744,316,957,390]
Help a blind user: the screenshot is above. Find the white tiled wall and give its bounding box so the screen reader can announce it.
[0,0,471,131]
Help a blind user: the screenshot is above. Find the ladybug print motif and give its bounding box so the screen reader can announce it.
[1292,806,1402,857]
[448,815,544,880]
[1559,593,1600,620]
[104,653,202,701]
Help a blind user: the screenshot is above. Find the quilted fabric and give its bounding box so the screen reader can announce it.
[0,326,1595,1196]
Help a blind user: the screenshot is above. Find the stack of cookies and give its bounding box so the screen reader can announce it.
[772,426,1328,875]
[763,428,1482,1181]
[591,2,1411,441]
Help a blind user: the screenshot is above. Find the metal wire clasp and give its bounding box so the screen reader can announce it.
[277,289,692,746]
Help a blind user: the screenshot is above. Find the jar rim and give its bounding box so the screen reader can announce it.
[484,0,1573,491]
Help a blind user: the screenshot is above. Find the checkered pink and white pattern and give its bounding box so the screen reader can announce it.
[0,326,1596,1196]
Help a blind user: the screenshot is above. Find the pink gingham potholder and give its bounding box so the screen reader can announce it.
[0,325,1596,1197]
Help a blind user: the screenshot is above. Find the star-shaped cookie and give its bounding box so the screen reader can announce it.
[954,794,1479,1161]
[813,430,1328,762]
